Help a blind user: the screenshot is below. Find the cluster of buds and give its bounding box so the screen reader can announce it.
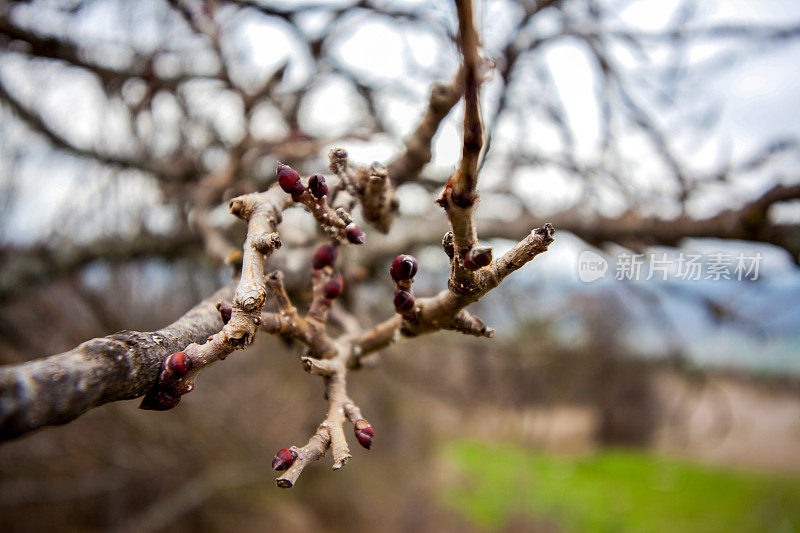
[311,244,344,301]
[272,417,373,473]
[276,163,366,245]
[139,351,193,411]
[442,230,493,271]
[389,254,419,319]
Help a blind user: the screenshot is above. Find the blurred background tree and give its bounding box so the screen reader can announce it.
[1,0,799,531]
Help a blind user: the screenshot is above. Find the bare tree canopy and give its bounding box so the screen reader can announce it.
[0,0,799,491]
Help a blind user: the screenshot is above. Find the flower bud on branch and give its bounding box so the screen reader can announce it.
[308,173,328,198]
[324,273,344,300]
[390,254,418,281]
[464,246,492,270]
[389,254,419,320]
[442,231,455,259]
[272,448,298,471]
[277,163,305,195]
[277,163,364,245]
[354,419,374,450]
[393,290,415,313]
[166,351,189,375]
[139,351,194,411]
[312,244,338,270]
[216,300,232,325]
[345,224,366,244]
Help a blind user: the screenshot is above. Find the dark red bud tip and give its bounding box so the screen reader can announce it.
[166,352,189,375]
[324,273,344,299]
[308,173,328,198]
[139,389,181,411]
[272,448,298,471]
[390,254,418,281]
[354,419,374,450]
[442,231,455,258]
[345,224,366,245]
[218,302,232,324]
[313,244,338,270]
[393,290,415,313]
[277,163,305,195]
[464,246,493,270]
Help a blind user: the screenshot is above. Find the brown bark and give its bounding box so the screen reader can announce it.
[0,287,232,441]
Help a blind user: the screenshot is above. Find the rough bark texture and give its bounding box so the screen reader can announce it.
[0,286,232,441]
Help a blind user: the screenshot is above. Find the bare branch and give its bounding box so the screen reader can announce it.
[0,287,231,441]
[350,224,555,363]
[140,187,288,409]
[387,69,464,186]
[450,0,483,207]
[329,149,399,233]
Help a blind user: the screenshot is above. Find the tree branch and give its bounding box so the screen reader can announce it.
[386,68,464,186]
[0,287,231,441]
[140,187,288,409]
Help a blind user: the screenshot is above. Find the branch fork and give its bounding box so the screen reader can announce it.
[1,0,558,492]
[329,148,399,233]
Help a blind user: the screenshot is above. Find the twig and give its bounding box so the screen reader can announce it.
[140,187,288,409]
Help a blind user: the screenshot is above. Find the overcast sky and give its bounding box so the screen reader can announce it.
[1,0,799,373]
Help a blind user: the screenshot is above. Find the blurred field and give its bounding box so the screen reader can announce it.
[2,318,800,532]
[443,440,800,532]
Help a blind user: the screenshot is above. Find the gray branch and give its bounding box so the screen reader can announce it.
[0,286,232,442]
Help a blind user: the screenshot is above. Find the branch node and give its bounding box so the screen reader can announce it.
[253,232,282,254]
[535,222,555,244]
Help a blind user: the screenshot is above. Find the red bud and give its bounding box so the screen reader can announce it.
[464,246,492,270]
[393,290,415,313]
[390,254,418,281]
[277,163,305,195]
[345,224,366,245]
[308,174,328,198]
[272,448,298,471]
[313,245,338,270]
[139,389,181,411]
[166,352,189,375]
[354,419,373,450]
[324,273,343,299]
[217,301,232,325]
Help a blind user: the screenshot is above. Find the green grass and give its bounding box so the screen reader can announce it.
[442,440,800,532]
